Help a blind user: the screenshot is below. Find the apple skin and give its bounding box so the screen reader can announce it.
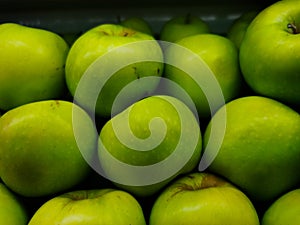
[149,172,260,225]
[203,96,300,202]
[239,0,300,106]
[227,10,258,49]
[163,33,241,118]
[65,23,164,117]
[0,23,69,111]
[120,17,154,36]
[159,14,210,43]
[28,189,146,225]
[0,100,97,197]
[97,95,202,197]
[0,183,28,225]
[261,188,300,225]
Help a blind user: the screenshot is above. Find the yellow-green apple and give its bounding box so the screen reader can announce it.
[65,23,164,118]
[261,188,300,225]
[97,95,202,197]
[0,183,28,225]
[28,189,146,225]
[227,10,258,49]
[0,23,69,111]
[239,0,300,106]
[163,33,241,118]
[159,14,210,42]
[0,100,97,197]
[149,172,260,225]
[120,17,154,36]
[203,96,300,202]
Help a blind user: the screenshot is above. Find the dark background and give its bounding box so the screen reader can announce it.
[0,0,279,35]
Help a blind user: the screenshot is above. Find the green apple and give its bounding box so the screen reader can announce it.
[120,17,154,36]
[227,10,258,49]
[203,96,300,202]
[0,100,97,197]
[65,23,164,118]
[149,172,260,225]
[239,0,300,106]
[28,188,146,225]
[97,95,202,197]
[159,14,210,43]
[261,188,300,225]
[0,23,69,111]
[163,33,241,118]
[0,183,28,225]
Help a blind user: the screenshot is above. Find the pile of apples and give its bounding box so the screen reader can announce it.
[0,0,300,224]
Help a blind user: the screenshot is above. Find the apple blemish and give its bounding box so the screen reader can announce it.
[287,22,299,34]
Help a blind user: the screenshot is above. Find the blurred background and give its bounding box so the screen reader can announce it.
[0,0,279,35]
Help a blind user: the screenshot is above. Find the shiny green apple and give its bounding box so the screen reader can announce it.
[204,96,300,202]
[163,33,241,118]
[149,172,260,225]
[65,23,163,118]
[0,100,97,197]
[239,0,300,106]
[0,183,28,225]
[97,95,202,197]
[28,188,146,225]
[159,14,210,42]
[0,23,69,111]
[261,188,300,225]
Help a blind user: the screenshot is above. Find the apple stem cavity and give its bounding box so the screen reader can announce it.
[287,23,299,34]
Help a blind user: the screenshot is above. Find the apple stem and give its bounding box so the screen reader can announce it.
[117,15,121,24]
[185,13,192,24]
[287,23,298,34]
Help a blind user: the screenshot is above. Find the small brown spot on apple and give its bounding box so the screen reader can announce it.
[133,67,140,79]
[55,100,60,106]
[121,29,136,37]
[100,30,110,35]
